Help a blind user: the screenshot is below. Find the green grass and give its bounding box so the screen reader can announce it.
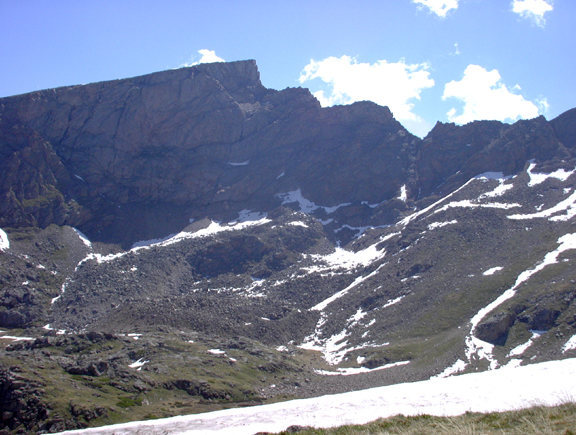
[116,396,143,408]
[275,403,576,434]
[1,331,319,431]
[20,185,64,210]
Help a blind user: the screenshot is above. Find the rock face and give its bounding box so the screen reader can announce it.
[3,60,573,247]
[0,60,416,246]
[1,60,576,432]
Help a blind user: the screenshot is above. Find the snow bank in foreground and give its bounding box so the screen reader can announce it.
[57,358,576,435]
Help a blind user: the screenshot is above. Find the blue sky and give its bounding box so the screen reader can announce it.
[1,0,573,137]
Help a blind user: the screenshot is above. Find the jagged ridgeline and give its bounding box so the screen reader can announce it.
[1,60,576,432]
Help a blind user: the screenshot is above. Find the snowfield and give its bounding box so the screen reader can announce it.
[57,358,576,435]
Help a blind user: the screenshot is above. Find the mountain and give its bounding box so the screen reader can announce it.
[0,60,575,432]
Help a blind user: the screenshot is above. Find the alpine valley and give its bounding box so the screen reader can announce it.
[1,60,576,433]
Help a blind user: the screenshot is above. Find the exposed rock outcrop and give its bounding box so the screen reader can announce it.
[3,60,572,247]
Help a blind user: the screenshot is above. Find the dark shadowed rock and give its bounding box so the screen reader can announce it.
[1,61,575,247]
[475,313,516,345]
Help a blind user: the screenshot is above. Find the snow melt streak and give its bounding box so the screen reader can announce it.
[508,190,576,222]
[466,233,576,367]
[527,162,575,187]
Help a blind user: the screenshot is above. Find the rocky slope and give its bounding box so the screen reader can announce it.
[0,60,576,432]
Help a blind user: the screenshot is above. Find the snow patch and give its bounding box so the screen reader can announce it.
[51,276,74,304]
[128,358,149,370]
[436,200,520,213]
[234,209,267,223]
[347,309,367,328]
[0,333,34,342]
[361,199,386,209]
[73,228,92,248]
[476,173,514,199]
[0,228,9,251]
[563,334,576,353]
[383,296,405,309]
[527,162,575,187]
[482,266,503,276]
[90,218,272,265]
[398,184,408,202]
[465,334,498,369]
[399,178,475,226]
[288,221,308,228]
[208,349,226,355]
[315,361,410,376]
[227,160,250,166]
[508,331,543,357]
[508,190,576,222]
[131,233,178,249]
[428,220,457,230]
[432,359,467,379]
[474,172,509,180]
[309,245,384,272]
[311,262,387,311]
[300,326,350,365]
[277,189,318,213]
[276,189,350,214]
[43,324,66,335]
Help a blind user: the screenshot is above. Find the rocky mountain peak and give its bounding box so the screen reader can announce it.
[1,60,576,432]
[0,60,574,248]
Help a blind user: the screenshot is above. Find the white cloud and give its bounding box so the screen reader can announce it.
[452,42,461,56]
[443,64,541,124]
[413,0,459,17]
[512,0,553,27]
[299,55,434,128]
[181,49,225,67]
[536,97,550,114]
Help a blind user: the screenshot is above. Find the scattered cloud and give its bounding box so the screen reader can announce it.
[442,64,541,124]
[299,55,434,126]
[181,49,225,67]
[511,0,553,27]
[452,42,461,56]
[413,0,459,17]
[536,97,550,114]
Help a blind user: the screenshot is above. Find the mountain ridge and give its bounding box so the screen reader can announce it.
[1,60,576,432]
[2,60,574,247]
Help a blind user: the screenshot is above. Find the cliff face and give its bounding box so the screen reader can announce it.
[0,60,574,246]
[0,61,418,245]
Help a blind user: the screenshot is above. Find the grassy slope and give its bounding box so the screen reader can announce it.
[276,403,576,434]
[1,331,328,432]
